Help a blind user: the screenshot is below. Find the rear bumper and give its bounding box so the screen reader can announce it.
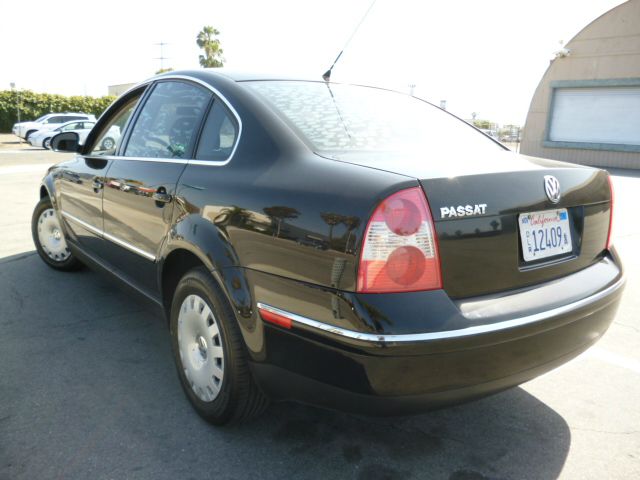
[249,255,624,414]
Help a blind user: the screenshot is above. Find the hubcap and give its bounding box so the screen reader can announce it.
[177,294,225,402]
[197,335,208,358]
[37,209,70,262]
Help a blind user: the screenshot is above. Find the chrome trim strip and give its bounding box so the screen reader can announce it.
[105,155,189,164]
[102,232,156,261]
[256,276,625,343]
[109,74,242,167]
[61,211,156,262]
[61,211,102,236]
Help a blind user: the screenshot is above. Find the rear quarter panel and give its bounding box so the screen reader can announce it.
[172,154,413,292]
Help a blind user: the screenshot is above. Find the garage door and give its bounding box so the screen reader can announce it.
[549,86,640,145]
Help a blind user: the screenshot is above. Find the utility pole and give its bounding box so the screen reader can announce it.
[154,41,169,71]
[10,82,20,143]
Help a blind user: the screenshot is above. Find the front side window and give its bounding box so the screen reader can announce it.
[89,95,140,156]
[124,81,211,159]
[195,102,238,161]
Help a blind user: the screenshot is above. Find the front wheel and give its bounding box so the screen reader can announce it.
[170,267,268,424]
[43,137,51,149]
[31,197,82,271]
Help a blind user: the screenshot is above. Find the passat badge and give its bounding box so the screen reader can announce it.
[544,175,561,203]
[440,204,487,219]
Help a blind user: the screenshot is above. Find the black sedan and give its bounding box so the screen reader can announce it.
[33,70,624,425]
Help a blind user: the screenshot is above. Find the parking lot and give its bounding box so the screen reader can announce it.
[1,136,639,480]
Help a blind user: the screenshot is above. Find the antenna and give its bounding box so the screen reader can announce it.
[154,41,169,71]
[322,0,378,82]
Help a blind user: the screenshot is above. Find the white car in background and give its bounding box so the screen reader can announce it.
[91,125,121,150]
[51,124,121,151]
[28,120,96,149]
[12,113,96,141]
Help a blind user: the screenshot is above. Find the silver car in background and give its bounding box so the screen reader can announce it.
[12,113,96,141]
[29,120,96,149]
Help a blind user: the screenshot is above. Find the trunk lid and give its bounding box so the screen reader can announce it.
[333,150,611,298]
[421,165,611,298]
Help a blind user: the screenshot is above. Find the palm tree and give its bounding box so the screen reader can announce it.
[197,26,225,68]
[320,212,345,243]
[342,215,361,253]
[263,206,300,237]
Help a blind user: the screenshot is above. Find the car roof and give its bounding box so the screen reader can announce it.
[156,68,322,84]
[58,119,94,126]
[44,112,93,117]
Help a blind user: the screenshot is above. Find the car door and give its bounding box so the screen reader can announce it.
[57,88,145,256]
[100,80,212,293]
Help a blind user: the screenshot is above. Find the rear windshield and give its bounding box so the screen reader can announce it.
[245,81,503,158]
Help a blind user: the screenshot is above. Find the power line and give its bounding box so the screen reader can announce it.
[154,41,169,71]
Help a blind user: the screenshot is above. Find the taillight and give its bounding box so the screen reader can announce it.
[606,175,614,250]
[357,187,442,293]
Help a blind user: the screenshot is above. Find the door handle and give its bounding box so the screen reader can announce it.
[152,191,172,203]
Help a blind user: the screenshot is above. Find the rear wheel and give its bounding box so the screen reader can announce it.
[31,197,82,271]
[101,137,115,150]
[169,267,268,424]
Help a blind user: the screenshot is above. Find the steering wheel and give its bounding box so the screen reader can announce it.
[142,134,170,148]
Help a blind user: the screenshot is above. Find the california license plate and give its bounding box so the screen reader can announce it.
[518,209,572,262]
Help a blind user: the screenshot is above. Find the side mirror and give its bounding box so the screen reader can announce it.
[51,132,81,153]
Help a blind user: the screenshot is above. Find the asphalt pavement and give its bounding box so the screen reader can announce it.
[1,140,638,480]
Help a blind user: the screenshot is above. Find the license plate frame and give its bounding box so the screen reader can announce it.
[518,208,573,262]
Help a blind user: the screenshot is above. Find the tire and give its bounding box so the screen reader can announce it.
[101,137,115,150]
[25,130,36,142]
[31,197,82,271]
[43,137,51,149]
[169,267,268,425]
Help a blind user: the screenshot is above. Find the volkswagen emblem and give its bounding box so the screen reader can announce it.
[544,175,561,203]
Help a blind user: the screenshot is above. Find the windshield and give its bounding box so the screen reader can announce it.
[245,81,504,160]
[35,115,48,122]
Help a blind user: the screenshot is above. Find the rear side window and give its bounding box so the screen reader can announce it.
[195,102,238,162]
[45,116,67,124]
[124,81,211,159]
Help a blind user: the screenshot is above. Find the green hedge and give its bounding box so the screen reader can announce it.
[0,90,116,133]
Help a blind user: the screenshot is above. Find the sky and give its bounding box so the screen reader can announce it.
[0,0,627,126]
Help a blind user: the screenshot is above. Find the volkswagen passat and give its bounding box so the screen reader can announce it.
[32,70,624,424]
